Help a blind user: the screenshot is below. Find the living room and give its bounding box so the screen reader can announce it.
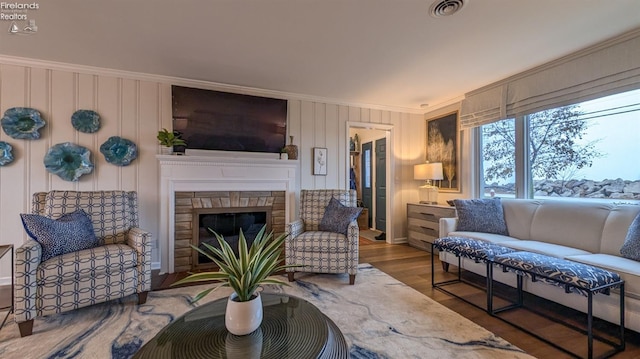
[0,1,640,358]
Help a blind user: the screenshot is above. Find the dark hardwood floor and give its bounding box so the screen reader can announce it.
[2,238,638,358]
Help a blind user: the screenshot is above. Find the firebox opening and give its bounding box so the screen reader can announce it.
[193,207,271,269]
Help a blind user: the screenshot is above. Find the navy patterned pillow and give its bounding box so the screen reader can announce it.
[318,197,362,235]
[621,212,640,261]
[20,209,99,262]
[453,198,509,236]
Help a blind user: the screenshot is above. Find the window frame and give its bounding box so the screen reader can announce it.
[477,97,640,202]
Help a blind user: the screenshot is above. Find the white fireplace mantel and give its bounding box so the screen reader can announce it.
[157,154,299,273]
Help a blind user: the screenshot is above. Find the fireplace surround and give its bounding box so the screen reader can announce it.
[158,153,298,273]
[177,192,283,271]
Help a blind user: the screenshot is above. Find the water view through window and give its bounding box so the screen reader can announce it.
[481,88,640,201]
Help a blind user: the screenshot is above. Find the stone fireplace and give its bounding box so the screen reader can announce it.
[175,190,285,272]
[158,153,298,273]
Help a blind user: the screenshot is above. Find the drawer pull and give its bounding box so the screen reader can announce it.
[420,226,437,233]
[419,212,436,218]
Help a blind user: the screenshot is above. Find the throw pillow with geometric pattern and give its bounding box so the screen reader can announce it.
[20,209,99,261]
[621,212,640,261]
[318,197,362,235]
[453,198,509,235]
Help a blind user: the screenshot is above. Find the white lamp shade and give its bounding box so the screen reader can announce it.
[413,162,444,180]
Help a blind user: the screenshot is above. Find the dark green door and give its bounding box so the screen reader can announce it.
[375,138,386,232]
[361,142,373,228]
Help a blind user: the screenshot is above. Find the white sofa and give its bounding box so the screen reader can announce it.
[439,198,640,333]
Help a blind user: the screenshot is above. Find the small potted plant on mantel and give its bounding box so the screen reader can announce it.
[157,128,186,155]
[172,225,297,336]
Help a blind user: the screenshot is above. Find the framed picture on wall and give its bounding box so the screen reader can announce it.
[426,111,460,192]
[313,147,327,175]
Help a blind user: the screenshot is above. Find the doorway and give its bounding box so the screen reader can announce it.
[347,122,393,243]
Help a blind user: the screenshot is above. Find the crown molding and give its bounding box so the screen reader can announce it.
[0,54,425,114]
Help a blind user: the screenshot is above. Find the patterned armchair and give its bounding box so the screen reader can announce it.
[285,189,359,285]
[14,190,151,337]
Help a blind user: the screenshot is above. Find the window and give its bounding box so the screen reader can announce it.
[480,88,640,202]
[481,118,516,198]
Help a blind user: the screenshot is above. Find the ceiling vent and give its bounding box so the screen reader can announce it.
[429,0,466,18]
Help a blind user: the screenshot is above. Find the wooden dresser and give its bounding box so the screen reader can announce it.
[406,203,456,252]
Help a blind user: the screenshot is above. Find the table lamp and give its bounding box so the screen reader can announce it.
[414,162,444,204]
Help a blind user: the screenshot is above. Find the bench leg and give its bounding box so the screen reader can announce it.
[441,262,450,272]
[287,272,295,282]
[588,292,593,359]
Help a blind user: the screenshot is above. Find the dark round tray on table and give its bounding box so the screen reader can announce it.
[134,293,348,359]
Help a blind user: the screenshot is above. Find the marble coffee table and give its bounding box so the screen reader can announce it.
[134,293,348,358]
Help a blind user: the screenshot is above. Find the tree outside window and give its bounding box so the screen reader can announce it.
[481,88,640,201]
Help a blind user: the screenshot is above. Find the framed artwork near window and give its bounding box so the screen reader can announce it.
[426,111,460,192]
[313,147,327,175]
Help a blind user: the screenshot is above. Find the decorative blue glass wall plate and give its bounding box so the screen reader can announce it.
[0,141,14,166]
[1,107,46,139]
[71,110,100,133]
[100,136,137,166]
[44,142,94,181]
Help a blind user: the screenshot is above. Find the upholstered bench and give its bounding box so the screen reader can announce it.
[433,236,515,262]
[490,251,625,359]
[431,236,516,311]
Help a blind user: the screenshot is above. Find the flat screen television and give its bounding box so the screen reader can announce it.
[171,85,288,153]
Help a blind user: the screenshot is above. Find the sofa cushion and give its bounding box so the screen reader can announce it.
[319,197,362,235]
[21,209,99,262]
[620,212,640,261]
[37,244,137,284]
[500,240,592,259]
[454,198,508,235]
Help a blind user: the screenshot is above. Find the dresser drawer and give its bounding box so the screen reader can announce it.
[407,204,455,222]
[406,203,456,252]
[407,217,438,237]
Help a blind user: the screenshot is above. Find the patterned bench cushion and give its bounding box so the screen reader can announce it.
[290,231,350,253]
[434,236,515,262]
[493,251,622,296]
[37,244,137,284]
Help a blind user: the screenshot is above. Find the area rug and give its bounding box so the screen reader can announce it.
[0,264,535,358]
[359,229,383,242]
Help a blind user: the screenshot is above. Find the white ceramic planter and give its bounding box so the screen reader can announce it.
[225,292,263,335]
[160,146,173,155]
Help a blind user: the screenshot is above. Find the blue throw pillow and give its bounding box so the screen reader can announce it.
[453,198,509,235]
[621,212,640,261]
[318,197,362,235]
[20,209,99,262]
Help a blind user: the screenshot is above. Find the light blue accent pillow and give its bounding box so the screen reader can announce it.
[621,212,640,261]
[319,197,362,235]
[20,209,98,262]
[453,198,509,236]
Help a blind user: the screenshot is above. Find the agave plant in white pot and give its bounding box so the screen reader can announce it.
[172,225,296,335]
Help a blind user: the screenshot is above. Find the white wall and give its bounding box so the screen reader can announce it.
[0,57,426,280]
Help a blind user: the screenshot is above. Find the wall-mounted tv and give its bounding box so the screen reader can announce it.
[171,85,288,154]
